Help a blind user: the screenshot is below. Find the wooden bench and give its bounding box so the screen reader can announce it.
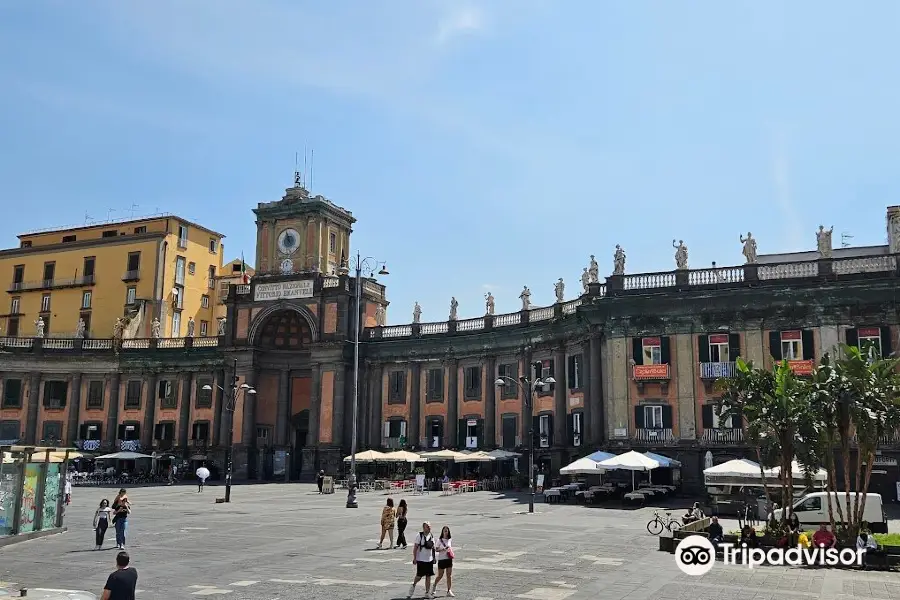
[680,517,711,534]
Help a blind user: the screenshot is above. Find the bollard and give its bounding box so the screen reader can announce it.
[19,588,27,597]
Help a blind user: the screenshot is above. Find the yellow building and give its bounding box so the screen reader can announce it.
[0,215,225,339]
[215,257,255,320]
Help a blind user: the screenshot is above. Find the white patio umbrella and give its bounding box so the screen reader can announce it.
[381,450,425,463]
[486,449,520,460]
[343,450,389,462]
[703,458,761,478]
[763,461,827,482]
[95,451,153,460]
[596,451,661,490]
[560,456,607,475]
[419,449,468,461]
[455,451,495,463]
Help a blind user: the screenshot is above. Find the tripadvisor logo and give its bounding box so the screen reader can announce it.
[675,534,866,575]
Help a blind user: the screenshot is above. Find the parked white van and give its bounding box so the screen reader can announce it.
[781,492,887,533]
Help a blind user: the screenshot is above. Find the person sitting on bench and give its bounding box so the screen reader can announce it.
[739,525,758,548]
[812,523,837,549]
[682,502,704,525]
[856,531,880,569]
[707,516,724,546]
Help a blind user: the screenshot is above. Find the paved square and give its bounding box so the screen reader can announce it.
[0,484,896,599]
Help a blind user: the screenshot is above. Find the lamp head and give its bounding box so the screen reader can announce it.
[542,376,557,385]
[240,383,250,389]
[247,388,257,394]
[201,384,212,391]
[494,378,506,387]
[378,264,389,276]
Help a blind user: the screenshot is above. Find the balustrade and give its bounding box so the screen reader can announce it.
[322,277,340,288]
[833,255,896,275]
[561,298,582,315]
[699,362,735,380]
[420,322,449,335]
[382,325,413,338]
[633,428,676,445]
[700,428,744,444]
[758,261,818,280]
[42,339,75,350]
[158,338,186,349]
[121,339,151,349]
[193,337,219,348]
[82,339,112,350]
[457,317,485,331]
[688,266,744,286]
[494,312,521,327]
[235,284,251,295]
[529,306,553,322]
[623,271,677,290]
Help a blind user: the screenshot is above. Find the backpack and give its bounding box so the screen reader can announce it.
[420,533,434,550]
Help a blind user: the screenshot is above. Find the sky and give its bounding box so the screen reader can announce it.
[2,1,899,324]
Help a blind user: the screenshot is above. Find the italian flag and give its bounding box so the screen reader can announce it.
[240,254,250,284]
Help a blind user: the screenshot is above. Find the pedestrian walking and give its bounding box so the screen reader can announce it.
[196,466,210,492]
[101,551,138,600]
[432,526,454,597]
[111,489,131,549]
[316,470,325,493]
[395,499,409,549]
[93,499,113,549]
[408,521,436,599]
[64,475,73,505]
[378,497,396,549]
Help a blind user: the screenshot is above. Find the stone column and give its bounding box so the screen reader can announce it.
[240,371,258,447]
[106,373,120,449]
[369,364,383,447]
[277,370,290,446]
[607,337,629,439]
[25,372,41,444]
[674,332,697,440]
[210,369,224,447]
[332,364,346,447]
[408,362,421,448]
[143,373,159,448]
[178,372,193,450]
[483,356,496,448]
[308,364,321,447]
[553,347,567,446]
[587,335,603,445]
[446,359,459,448]
[66,373,82,445]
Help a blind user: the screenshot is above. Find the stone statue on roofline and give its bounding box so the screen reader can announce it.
[75,318,86,339]
[413,302,422,324]
[740,232,757,264]
[588,255,599,283]
[484,292,495,316]
[554,278,565,303]
[673,239,689,270]
[816,225,834,258]
[34,317,45,339]
[375,304,386,326]
[449,297,459,321]
[519,286,532,310]
[581,268,590,293]
[217,317,227,336]
[151,318,162,339]
[613,245,626,275]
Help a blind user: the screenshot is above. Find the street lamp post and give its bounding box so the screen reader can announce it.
[494,367,555,514]
[203,358,256,503]
[340,252,388,509]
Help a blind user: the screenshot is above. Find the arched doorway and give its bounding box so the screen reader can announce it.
[256,309,313,349]
[292,410,310,480]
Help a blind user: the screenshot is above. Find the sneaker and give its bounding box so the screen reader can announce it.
[448,591,455,597]
[407,584,415,599]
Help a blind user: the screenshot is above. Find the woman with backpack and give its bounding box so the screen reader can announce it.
[408,521,435,599]
[432,526,454,597]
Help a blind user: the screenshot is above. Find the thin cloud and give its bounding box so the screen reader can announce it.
[435,5,486,45]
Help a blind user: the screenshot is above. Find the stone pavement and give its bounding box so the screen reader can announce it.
[0,484,897,599]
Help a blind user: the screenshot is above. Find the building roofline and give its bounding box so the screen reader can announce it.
[0,231,167,258]
[17,213,226,239]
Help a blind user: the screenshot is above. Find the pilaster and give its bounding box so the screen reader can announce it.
[178,372,192,450]
[308,364,321,446]
[743,323,765,366]
[143,373,159,448]
[66,373,82,445]
[105,373,120,449]
[25,372,40,444]
[607,337,629,439]
[332,364,346,447]
[520,347,533,444]
[818,325,840,359]
[553,347,567,446]
[277,369,289,446]
[369,364,383,447]
[587,334,603,445]
[446,359,459,448]
[408,362,421,449]
[483,355,496,448]
[674,332,697,440]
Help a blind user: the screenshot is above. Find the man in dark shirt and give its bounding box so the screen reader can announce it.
[102,551,138,600]
[707,516,724,546]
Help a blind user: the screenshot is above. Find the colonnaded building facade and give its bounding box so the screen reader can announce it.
[2,180,900,495]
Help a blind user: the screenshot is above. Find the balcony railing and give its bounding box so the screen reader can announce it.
[190,439,210,448]
[700,362,736,380]
[701,428,745,444]
[633,364,670,380]
[382,437,403,449]
[122,270,141,282]
[633,428,676,445]
[7,275,95,292]
[0,335,221,354]
[360,254,900,340]
[235,284,251,295]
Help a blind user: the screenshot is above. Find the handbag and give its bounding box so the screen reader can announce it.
[447,547,455,560]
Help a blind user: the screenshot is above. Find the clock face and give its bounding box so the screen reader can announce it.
[280,259,293,274]
[277,228,300,256]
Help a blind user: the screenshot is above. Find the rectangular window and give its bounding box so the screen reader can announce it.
[62,234,76,243]
[501,415,517,448]
[172,312,181,337]
[538,414,551,447]
[80,313,91,336]
[709,334,729,362]
[42,421,62,444]
[175,256,186,285]
[102,230,118,238]
[83,256,95,279]
[256,426,270,445]
[178,224,188,248]
[126,251,141,273]
[125,381,142,409]
[157,380,176,408]
[388,371,406,403]
[464,366,482,399]
[644,405,663,429]
[535,359,555,394]
[80,423,102,440]
[126,286,136,305]
[40,293,51,312]
[426,368,443,401]
[858,327,882,359]
[2,379,23,408]
[200,320,208,337]
[10,297,20,314]
[0,420,20,442]
[642,337,662,365]
[188,261,196,275]
[329,230,337,254]
[87,381,104,408]
[81,291,92,309]
[192,421,211,441]
[119,423,140,441]
[711,405,733,429]
[173,285,184,309]
[153,422,175,441]
[208,266,216,289]
[134,226,147,234]
[7,318,19,337]
[567,354,582,390]
[196,380,213,408]
[427,419,443,448]
[209,238,217,253]
[781,330,802,360]
[572,412,583,447]
[386,419,407,439]
[201,295,210,309]
[12,265,24,286]
[42,262,55,283]
[42,381,68,409]
[498,363,518,398]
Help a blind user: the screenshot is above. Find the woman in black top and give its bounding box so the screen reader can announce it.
[395,499,409,549]
[787,513,801,548]
[317,470,325,494]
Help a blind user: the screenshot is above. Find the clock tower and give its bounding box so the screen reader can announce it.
[253,179,355,276]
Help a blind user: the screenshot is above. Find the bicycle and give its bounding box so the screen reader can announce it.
[647,510,682,535]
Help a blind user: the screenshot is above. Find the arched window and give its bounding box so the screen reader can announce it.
[257,310,312,349]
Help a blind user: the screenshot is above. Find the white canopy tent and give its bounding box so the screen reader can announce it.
[486,449,520,460]
[419,449,468,461]
[704,458,762,478]
[764,461,828,483]
[380,450,425,463]
[560,456,608,475]
[455,451,495,463]
[597,451,661,490]
[96,451,153,460]
[343,450,389,463]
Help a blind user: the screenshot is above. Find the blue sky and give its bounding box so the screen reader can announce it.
[2,1,899,324]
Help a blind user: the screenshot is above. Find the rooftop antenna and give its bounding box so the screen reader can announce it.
[303,145,308,188]
[127,203,140,218]
[841,232,854,248]
[106,208,116,221]
[84,212,93,224]
[294,152,301,187]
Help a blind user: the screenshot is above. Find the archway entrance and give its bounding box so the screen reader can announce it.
[291,410,310,480]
